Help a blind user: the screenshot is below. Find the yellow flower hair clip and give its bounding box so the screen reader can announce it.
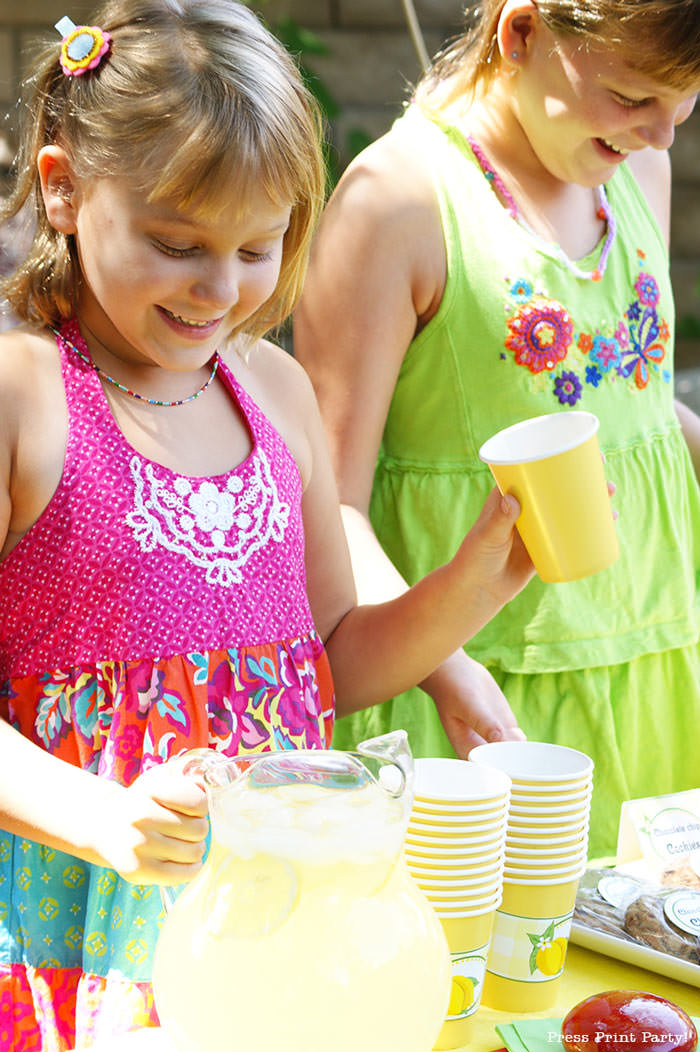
[55,15,112,77]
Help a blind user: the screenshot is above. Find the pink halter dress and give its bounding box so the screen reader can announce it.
[0,320,335,1050]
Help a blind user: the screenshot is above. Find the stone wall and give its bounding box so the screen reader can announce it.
[1,0,698,364]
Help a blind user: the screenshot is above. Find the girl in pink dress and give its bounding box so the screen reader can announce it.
[0,1,533,1047]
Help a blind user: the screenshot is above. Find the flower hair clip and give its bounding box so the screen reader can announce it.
[55,15,111,77]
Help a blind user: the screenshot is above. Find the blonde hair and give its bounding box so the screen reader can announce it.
[416,0,700,112]
[1,0,327,342]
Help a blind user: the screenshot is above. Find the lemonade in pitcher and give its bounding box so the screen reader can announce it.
[153,734,451,1052]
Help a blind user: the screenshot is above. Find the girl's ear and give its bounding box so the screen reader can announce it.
[37,145,79,234]
[496,0,539,65]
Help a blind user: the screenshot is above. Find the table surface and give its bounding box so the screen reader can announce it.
[75,944,700,1052]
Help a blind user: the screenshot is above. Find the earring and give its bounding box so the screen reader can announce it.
[511,50,519,59]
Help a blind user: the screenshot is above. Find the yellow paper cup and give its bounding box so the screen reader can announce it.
[414,758,512,804]
[411,865,504,888]
[408,815,508,839]
[433,911,496,1051]
[406,851,504,874]
[478,411,618,582]
[468,741,593,785]
[481,876,579,1014]
[410,805,509,829]
[509,784,592,803]
[413,799,508,818]
[505,842,587,863]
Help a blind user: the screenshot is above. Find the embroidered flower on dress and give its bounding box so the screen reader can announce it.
[500,253,670,403]
[634,272,660,308]
[509,279,533,303]
[614,321,630,349]
[589,335,622,374]
[505,297,574,373]
[187,480,237,533]
[585,365,602,387]
[126,449,290,587]
[554,371,582,406]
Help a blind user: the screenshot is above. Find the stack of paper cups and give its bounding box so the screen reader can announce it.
[468,741,593,1013]
[404,759,511,1051]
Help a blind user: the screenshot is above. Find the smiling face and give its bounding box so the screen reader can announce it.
[69,173,292,374]
[511,19,698,186]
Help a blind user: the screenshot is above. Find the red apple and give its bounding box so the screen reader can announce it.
[561,990,698,1052]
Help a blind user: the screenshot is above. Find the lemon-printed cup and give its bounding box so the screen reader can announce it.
[481,875,580,1014]
[433,909,497,1051]
[478,411,618,582]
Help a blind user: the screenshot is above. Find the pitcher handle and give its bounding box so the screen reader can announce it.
[355,730,413,799]
[160,884,180,914]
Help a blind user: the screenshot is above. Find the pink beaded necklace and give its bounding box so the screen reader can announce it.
[466,135,617,283]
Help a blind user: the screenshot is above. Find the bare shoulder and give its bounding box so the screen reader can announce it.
[235,337,316,404]
[626,148,671,246]
[0,326,61,426]
[221,337,320,486]
[0,325,65,553]
[324,122,438,234]
[302,118,445,332]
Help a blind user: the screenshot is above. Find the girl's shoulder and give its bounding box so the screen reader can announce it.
[221,336,316,405]
[220,336,320,488]
[0,325,61,420]
[625,147,671,247]
[328,118,437,229]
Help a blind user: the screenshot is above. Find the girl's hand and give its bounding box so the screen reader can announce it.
[421,650,525,757]
[455,487,535,620]
[95,760,209,886]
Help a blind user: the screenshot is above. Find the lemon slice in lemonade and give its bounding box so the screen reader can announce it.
[204,854,299,939]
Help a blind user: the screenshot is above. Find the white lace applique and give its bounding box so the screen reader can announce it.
[125,450,290,586]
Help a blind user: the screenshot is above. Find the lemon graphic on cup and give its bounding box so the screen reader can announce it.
[447,974,476,1017]
[535,936,567,976]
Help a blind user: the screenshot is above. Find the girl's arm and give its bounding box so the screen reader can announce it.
[340,504,525,750]
[294,347,534,717]
[0,717,209,885]
[0,335,209,885]
[295,131,528,743]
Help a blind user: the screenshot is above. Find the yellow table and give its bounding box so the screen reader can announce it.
[468,943,700,1052]
[77,943,700,1051]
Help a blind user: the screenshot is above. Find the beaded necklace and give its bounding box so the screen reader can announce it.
[53,327,219,407]
[466,135,617,283]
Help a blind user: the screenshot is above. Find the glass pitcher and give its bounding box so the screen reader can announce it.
[152,731,451,1052]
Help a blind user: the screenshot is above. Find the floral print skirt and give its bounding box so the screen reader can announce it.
[0,633,334,1050]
